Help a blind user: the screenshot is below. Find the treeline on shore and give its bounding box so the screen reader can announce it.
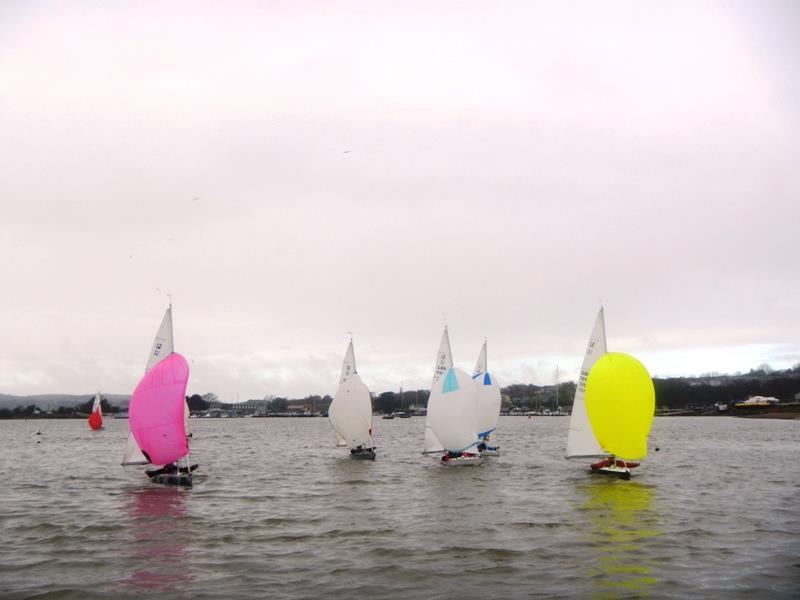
[3,365,799,419]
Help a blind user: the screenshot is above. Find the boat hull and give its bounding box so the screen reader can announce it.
[590,465,631,480]
[350,450,376,460]
[151,473,193,487]
[441,455,483,467]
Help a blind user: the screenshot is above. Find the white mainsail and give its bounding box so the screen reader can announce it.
[472,341,487,378]
[427,368,479,452]
[423,326,452,454]
[145,305,174,373]
[473,341,501,439]
[122,304,175,466]
[91,391,102,415]
[339,339,356,384]
[566,307,609,458]
[329,340,373,449]
[122,432,149,466]
[329,373,373,448]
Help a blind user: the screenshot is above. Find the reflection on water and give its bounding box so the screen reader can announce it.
[579,479,662,598]
[121,486,193,591]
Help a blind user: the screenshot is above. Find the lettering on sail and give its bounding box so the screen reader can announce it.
[341,363,353,383]
[433,352,448,382]
[577,339,597,393]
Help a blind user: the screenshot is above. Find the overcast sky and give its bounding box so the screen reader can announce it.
[1,1,798,400]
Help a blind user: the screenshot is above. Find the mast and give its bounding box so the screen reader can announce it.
[555,364,559,412]
[168,296,174,352]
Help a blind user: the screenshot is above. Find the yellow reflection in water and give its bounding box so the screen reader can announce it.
[579,479,662,599]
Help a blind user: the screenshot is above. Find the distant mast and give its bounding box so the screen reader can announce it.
[555,364,559,413]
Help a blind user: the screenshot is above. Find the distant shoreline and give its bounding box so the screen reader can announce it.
[656,403,800,420]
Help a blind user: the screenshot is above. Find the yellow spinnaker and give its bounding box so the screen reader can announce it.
[585,353,655,460]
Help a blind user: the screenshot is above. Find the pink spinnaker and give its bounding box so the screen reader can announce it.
[129,352,190,466]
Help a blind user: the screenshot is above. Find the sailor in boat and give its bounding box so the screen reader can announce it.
[590,455,640,470]
[140,449,198,480]
[350,444,375,456]
[441,450,478,463]
[477,436,499,454]
[145,462,199,479]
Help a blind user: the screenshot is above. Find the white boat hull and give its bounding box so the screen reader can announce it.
[591,465,631,480]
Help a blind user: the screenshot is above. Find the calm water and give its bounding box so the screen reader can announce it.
[1,416,798,599]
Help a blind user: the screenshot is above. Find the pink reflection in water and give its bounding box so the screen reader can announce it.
[121,486,193,591]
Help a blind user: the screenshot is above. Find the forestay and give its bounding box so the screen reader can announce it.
[566,307,609,458]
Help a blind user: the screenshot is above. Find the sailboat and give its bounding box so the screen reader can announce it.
[473,340,501,456]
[328,339,376,460]
[586,353,655,479]
[121,304,196,486]
[424,327,482,466]
[88,391,103,430]
[422,326,451,455]
[428,365,482,466]
[566,306,655,479]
